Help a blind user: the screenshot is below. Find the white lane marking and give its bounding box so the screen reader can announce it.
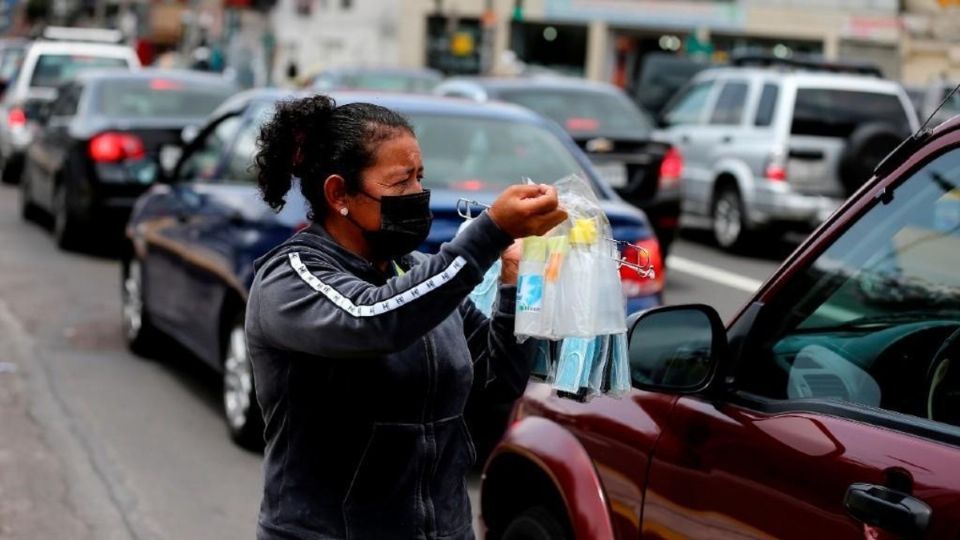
[666,256,764,293]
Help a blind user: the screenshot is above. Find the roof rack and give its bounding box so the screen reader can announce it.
[730,53,884,78]
[38,26,125,44]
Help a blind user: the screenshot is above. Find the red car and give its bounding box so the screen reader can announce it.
[480,115,960,538]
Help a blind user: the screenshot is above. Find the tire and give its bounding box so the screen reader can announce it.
[53,185,83,250]
[837,122,904,197]
[223,315,264,451]
[1,155,22,185]
[19,168,41,223]
[121,258,164,357]
[502,506,570,540]
[712,185,749,252]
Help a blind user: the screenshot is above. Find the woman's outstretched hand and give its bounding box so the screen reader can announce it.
[488,184,567,239]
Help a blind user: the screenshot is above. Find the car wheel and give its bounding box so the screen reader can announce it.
[502,506,570,540]
[53,185,83,250]
[121,258,163,356]
[1,156,22,185]
[19,169,41,223]
[223,315,264,451]
[712,186,749,251]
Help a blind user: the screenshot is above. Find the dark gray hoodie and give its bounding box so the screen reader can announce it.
[245,212,532,540]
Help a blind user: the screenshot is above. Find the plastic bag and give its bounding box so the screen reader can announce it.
[515,174,627,340]
[458,217,502,317]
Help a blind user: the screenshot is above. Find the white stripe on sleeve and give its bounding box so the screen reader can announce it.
[287,252,469,318]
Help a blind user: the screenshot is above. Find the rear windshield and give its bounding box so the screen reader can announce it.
[791,88,911,138]
[337,73,439,93]
[499,88,653,137]
[409,113,585,192]
[0,47,25,81]
[30,54,130,88]
[93,79,234,118]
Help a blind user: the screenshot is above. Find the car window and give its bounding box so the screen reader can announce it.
[754,83,779,127]
[0,47,24,81]
[92,78,233,119]
[791,88,912,138]
[662,80,713,127]
[29,54,130,88]
[51,84,81,117]
[222,105,273,184]
[178,115,243,182]
[709,81,748,125]
[409,113,586,191]
[338,73,440,93]
[498,88,653,137]
[739,147,960,430]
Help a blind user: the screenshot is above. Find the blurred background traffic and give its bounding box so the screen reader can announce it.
[4,0,960,538]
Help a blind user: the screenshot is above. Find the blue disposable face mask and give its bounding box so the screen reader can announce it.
[555,337,597,394]
[469,260,501,317]
[531,340,553,381]
[608,333,631,396]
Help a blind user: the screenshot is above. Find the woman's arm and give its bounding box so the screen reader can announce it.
[252,212,511,358]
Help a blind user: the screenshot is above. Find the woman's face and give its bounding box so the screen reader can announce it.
[347,132,424,230]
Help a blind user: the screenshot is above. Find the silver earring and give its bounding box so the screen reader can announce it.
[339,207,348,216]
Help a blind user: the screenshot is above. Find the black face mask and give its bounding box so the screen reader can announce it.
[348,189,433,260]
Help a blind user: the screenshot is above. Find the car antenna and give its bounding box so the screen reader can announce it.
[874,81,960,180]
[917,81,960,135]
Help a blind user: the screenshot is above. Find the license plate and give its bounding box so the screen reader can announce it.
[787,159,827,183]
[594,162,628,188]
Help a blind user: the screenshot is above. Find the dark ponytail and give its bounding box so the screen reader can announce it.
[255,94,413,219]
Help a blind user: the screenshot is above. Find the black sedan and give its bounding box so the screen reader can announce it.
[435,76,683,256]
[20,69,237,249]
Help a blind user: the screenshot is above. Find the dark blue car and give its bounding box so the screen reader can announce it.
[121,89,663,447]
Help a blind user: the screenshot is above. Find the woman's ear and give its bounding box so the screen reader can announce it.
[323,174,348,216]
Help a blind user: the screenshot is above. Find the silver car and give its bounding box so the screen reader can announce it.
[656,66,919,250]
[0,30,140,185]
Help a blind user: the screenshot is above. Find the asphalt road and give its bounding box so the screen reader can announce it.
[0,184,787,539]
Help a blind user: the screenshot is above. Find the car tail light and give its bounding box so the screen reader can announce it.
[293,220,310,233]
[659,147,683,189]
[765,151,787,182]
[8,107,26,127]
[89,132,146,163]
[619,237,664,298]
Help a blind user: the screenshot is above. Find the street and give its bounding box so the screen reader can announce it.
[0,183,784,539]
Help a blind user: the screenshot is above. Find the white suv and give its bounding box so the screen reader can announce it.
[656,63,919,250]
[0,30,140,184]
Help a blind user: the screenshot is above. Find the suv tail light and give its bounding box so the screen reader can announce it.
[89,132,146,163]
[659,147,683,189]
[619,237,664,297]
[8,107,26,128]
[765,151,787,182]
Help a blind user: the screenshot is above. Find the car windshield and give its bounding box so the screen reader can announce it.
[338,73,440,93]
[937,86,960,115]
[498,88,654,137]
[30,54,130,88]
[791,88,911,138]
[93,78,234,118]
[408,112,586,191]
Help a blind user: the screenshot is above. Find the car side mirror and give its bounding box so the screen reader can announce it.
[627,304,727,393]
[181,124,200,146]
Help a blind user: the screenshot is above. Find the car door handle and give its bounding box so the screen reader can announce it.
[680,135,691,144]
[721,135,732,144]
[844,483,931,537]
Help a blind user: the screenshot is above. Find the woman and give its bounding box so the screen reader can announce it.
[246,95,567,539]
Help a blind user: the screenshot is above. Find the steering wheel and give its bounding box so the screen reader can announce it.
[926,327,960,425]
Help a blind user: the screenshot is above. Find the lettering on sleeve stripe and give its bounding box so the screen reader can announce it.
[287,252,469,318]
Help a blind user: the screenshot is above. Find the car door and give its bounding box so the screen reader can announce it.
[27,83,79,209]
[657,78,718,216]
[142,112,244,357]
[688,78,752,208]
[641,145,960,538]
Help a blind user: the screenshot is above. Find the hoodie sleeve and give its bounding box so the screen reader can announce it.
[252,212,512,359]
[460,285,536,402]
